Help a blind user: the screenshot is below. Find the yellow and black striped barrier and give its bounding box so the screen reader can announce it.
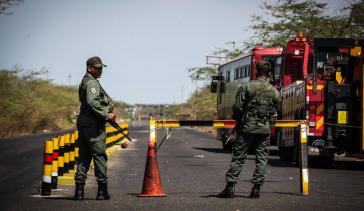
[74,130,79,163]
[64,133,70,175]
[149,119,309,196]
[40,123,129,196]
[58,135,65,177]
[51,137,59,189]
[69,132,76,170]
[41,140,53,196]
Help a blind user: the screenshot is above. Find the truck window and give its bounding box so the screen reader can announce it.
[315,48,350,81]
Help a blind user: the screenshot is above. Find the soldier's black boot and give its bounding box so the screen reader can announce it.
[249,184,260,198]
[217,182,235,198]
[96,183,110,200]
[74,183,85,200]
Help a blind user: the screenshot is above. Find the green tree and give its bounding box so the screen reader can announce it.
[0,0,24,15]
[246,0,364,48]
[345,0,364,38]
[246,0,329,48]
[187,47,243,83]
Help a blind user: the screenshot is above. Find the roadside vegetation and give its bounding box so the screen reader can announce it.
[0,69,129,138]
[184,86,216,120]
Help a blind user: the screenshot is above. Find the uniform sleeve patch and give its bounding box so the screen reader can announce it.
[91,87,97,94]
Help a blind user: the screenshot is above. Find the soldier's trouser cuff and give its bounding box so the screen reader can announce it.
[75,180,86,185]
[251,179,264,185]
[225,179,236,184]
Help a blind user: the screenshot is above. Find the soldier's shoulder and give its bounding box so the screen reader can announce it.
[248,80,262,89]
[85,78,99,86]
[246,80,257,86]
[271,86,280,98]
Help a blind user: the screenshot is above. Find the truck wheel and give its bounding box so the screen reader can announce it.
[278,146,294,161]
[309,153,334,167]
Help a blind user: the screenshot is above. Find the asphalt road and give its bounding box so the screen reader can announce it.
[1,122,364,211]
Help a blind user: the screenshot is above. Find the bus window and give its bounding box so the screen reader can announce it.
[234,68,239,80]
[226,71,231,82]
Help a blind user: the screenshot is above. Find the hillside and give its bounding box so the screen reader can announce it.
[0,69,129,138]
[184,85,217,120]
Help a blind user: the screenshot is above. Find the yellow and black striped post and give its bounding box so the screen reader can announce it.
[63,133,70,174]
[299,122,309,196]
[69,132,75,171]
[58,135,65,176]
[275,120,310,196]
[51,137,59,189]
[41,140,53,196]
[74,130,79,162]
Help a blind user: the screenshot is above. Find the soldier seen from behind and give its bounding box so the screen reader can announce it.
[74,56,115,200]
[218,60,280,198]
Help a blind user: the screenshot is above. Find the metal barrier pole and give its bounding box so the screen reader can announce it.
[150,119,157,145]
[299,121,309,196]
[139,119,309,197]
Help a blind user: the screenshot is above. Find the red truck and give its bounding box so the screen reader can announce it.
[276,33,364,165]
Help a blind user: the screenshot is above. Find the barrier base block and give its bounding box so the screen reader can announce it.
[57,176,74,185]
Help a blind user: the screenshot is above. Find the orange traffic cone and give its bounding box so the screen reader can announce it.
[138,142,167,197]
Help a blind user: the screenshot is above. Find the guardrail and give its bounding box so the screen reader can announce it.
[139,120,309,197]
[41,123,129,196]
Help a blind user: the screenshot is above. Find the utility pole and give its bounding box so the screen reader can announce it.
[225,41,236,50]
[68,73,72,85]
[43,69,49,80]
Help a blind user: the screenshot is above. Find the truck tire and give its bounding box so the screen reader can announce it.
[278,146,294,161]
[309,153,335,167]
[276,128,294,161]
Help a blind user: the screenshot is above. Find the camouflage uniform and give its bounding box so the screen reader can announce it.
[75,58,112,186]
[226,76,279,185]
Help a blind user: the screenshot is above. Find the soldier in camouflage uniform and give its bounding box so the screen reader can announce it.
[218,60,280,198]
[74,56,115,200]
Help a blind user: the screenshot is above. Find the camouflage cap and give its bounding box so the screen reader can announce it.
[86,56,107,68]
[256,61,271,72]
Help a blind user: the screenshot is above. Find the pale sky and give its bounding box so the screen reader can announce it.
[0,0,344,104]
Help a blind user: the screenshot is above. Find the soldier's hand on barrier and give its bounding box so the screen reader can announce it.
[121,141,129,149]
[107,112,116,121]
